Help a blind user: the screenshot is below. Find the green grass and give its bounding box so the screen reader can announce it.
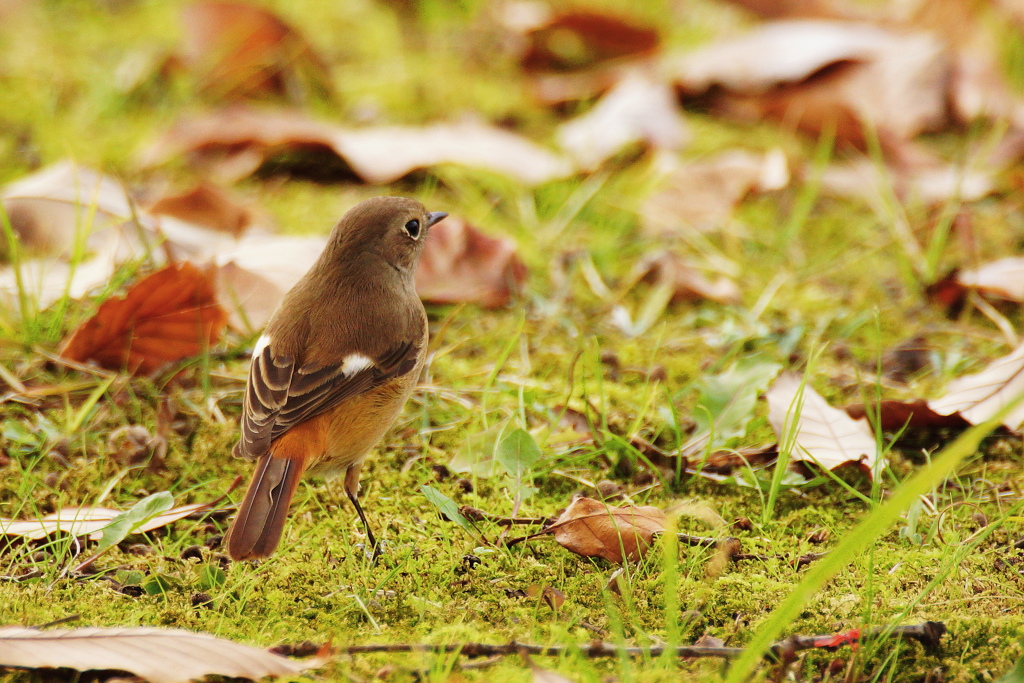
[2,0,1024,681]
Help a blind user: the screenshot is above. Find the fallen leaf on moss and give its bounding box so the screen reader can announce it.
[669,19,950,145]
[642,149,789,236]
[844,399,969,433]
[0,626,325,683]
[178,0,331,102]
[518,8,659,72]
[0,161,135,260]
[928,341,1024,431]
[147,182,254,235]
[766,372,881,476]
[211,233,325,331]
[415,216,527,308]
[955,257,1024,302]
[0,500,213,541]
[546,496,665,563]
[556,72,688,170]
[60,261,227,375]
[141,107,573,185]
[630,250,741,305]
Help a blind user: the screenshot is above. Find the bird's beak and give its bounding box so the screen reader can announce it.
[426,211,448,228]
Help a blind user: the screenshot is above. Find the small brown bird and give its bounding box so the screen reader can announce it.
[226,196,447,561]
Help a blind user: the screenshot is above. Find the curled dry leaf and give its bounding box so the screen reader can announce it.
[642,149,789,236]
[147,182,253,235]
[844,399,969,433]
[546,496,665,563]
[60,261,228,376]
[213,233,325,331]
[140,107,574,185]
[956,257,1024,303]
[556,72,688,171]
[518,8,659,72]
[631,250,741,305]
[669,20,950,145]
[766,372,881,476]
[178,1,331,102]
[0,626,324,683]
[928,342,1024,431]
[0,501,213,541]
[819,154,995,207]
[0,162,246,312]
[0,161,135,259]
[415,216,527,308]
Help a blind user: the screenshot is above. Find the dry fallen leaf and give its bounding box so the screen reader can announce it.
[178,0,331,102]
[956,257,1024,302]
[928,342,1024,431]
[0,162,246,312]
[844,399,970,433]
[518,8,659,72]
[211,233,325,331]
[415,216,527,308]
[766,372,881,476]
[60,261,228,375]
[0,501,213,541]
[0,161,136,260]
[546,496,665,563]
[669,20,950,146]
[556,72,688,171]
[630,250,741,305]
[642,149,789,236]
[819,154,995,207]
[147,182,254,235]
[0,626,324,683]
[141,107,574,185]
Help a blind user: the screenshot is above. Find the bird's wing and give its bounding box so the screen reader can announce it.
[234,339,420,461]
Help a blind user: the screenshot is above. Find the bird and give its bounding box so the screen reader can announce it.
[225,196,447,561]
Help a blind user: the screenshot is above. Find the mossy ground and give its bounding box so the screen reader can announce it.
[1,0,1023,681]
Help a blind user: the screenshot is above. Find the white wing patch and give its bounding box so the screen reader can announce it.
[252,334,272,359]
[341,353,374,376]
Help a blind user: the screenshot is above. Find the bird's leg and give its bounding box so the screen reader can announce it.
[345,466,379,561]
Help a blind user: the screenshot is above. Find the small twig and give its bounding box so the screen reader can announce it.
[341,641,743,659]
[338,622,946,662]
[459,506,550,527]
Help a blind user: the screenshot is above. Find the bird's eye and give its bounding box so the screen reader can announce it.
[404,219,421,239]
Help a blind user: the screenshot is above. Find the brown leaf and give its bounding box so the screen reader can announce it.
[928,342,1024,431]
[60,262,227,376]
[844,399,969,433]
[702,444,779,475]
[956,257,1024,303]
[212,233,325,331]
[547,496,665,563]
[0,501,213,541]
[631,251,741,305]
[0,161,136,260]
[766,372,881,475]
[140,107,573,185]
[669,20,950,146]
[819,153,995,207]
[178,1,331,101]
[0,163,244,312]
[556,72,688,170]
[520,9,659,72]
[642,149,789,236]
[0,626,324,683]
[147,182,253,235]
[415,216,527,308]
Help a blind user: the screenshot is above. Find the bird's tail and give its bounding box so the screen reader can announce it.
[226,453,307,560]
